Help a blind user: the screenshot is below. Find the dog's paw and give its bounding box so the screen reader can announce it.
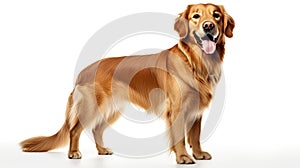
[97,147,113,155]
[176,154,195,164]
[193,151,212,160]
[68,151,82,159]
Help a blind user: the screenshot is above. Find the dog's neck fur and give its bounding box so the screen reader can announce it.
[177,39,223,87]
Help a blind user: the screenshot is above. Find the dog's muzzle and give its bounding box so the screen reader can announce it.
[194,21,219,55]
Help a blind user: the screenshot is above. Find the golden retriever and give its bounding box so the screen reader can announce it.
[20,3,234,164]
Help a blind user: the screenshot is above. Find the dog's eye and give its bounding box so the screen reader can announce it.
[213,13,220,19]
[192,14,200,19]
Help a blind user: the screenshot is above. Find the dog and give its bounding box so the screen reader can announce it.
[21,3,234,164]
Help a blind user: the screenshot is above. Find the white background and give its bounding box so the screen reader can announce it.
[0,0,300,167]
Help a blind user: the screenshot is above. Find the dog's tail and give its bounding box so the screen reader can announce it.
[20,122,69,152]
[20,92,73,152]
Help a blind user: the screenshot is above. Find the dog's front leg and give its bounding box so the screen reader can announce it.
[187,117,212,160]
[167,106,195,164]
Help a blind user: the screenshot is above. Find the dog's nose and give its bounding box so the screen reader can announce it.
[203,21,215,33]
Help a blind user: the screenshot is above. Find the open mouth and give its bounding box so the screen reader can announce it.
[193,32,218,55]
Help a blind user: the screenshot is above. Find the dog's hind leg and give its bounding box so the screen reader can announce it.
[67,84,99,159]
[92,111,120,155]
[68,119,83,159]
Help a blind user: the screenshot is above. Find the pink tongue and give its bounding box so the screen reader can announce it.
[202,40,216,54]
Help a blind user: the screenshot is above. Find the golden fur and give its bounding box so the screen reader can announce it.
[20,3,235,164]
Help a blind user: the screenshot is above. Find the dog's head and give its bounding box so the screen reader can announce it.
[175,3,235,55]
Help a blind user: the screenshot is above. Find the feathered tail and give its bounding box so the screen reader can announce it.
[20,122,69,152]
[20,92,73,152]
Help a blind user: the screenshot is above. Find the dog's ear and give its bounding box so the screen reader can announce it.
[174,6,191,39]
[224,13,235,38]
[174,14,188,39]
[219,5,235,38]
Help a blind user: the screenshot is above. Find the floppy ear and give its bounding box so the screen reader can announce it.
[174,5,192,39]
[224,13,235,38]
[174,13,189,39]
[219,5,235,38]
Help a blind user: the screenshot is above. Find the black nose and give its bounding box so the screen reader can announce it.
[203,21,215,33]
